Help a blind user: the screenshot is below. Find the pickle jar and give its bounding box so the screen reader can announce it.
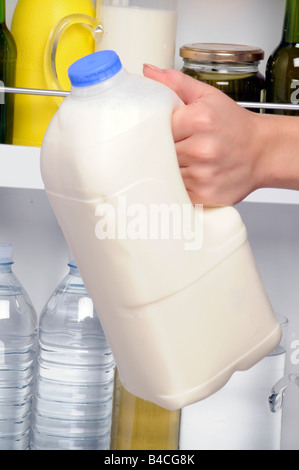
[180,43,265,107]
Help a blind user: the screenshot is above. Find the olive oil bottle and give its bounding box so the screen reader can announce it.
[0,0,17,143]
[265,0,299,115]
[110,370,180,450]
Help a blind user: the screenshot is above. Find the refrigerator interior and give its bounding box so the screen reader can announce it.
[2,0,299,450]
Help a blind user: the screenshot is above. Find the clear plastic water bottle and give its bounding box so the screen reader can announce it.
[30,253,115,450]
[0,243,37,450]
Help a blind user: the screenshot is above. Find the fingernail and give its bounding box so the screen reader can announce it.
[143,64,164,72]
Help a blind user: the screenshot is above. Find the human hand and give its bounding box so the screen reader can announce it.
[143,65,266,206]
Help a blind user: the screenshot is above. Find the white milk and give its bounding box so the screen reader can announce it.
[41,52,281,411]
[179,350,286,450]
[96,5,177,74]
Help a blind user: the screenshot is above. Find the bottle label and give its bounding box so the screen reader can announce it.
[0,80,4,105]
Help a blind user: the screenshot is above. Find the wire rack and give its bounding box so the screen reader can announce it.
[1,85,299,111]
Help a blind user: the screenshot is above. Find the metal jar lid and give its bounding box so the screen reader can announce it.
[180,43,264,63]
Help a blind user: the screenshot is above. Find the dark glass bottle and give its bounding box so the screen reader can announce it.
[0,0,17,144]
[265,0,299,115]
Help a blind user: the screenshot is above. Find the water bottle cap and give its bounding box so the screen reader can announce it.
[68,250,82,273]
[0,243,13,263]
[68,50,122,87]
[68,250,77,268]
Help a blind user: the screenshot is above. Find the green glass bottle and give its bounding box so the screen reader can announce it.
[0,0,17,144]
[265,0,299,115]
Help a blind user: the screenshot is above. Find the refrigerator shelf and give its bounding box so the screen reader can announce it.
[1,143,299,204]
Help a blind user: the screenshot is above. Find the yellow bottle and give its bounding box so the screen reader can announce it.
[11,0,96,147]
[111,370,180,450]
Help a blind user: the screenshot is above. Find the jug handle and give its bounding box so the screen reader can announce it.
[269,373,299,413]
[44,14,103,103]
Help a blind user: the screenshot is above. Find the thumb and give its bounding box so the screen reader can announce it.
[143,64,212,104]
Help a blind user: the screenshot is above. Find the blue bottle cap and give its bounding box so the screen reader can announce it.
[68,249,77,269]
[0,243,13,263]
[68,50,122,87]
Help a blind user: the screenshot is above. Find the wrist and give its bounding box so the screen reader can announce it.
[251,113,299,191]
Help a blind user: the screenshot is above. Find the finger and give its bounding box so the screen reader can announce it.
[172,103,212,143]
[143,65,213,105]
[172,105,197,142]
[175,138,200,166]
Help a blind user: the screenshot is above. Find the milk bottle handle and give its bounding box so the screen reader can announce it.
[269,373,299,413]
[44,14,103,103]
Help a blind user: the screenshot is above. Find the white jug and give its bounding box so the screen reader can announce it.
[41,51,281,411]
[95,0,178,74]
[44,0,178,85]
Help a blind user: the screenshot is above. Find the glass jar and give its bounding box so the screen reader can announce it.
[180,43,265,108]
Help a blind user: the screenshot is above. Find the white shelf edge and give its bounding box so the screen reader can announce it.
[0,144,43,190]
[244,188,299,205]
